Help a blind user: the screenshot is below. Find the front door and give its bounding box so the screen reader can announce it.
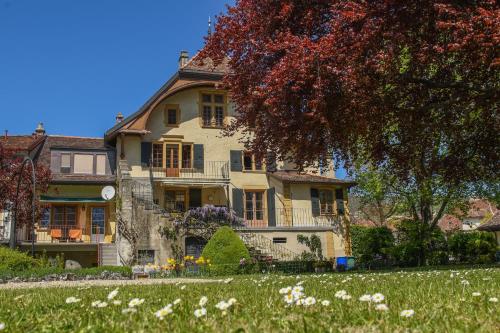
[91,207,105,243]
[165,144,179,177]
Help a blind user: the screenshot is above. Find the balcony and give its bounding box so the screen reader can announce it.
[240,208,343,229]
[149,161,230,184]
[17,225,109,244]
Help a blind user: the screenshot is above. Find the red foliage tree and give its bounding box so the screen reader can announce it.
[204,1,499,263]
[0,143,51,235]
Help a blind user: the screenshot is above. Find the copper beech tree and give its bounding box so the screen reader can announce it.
[0,143,51,238]
[204,1,499,263]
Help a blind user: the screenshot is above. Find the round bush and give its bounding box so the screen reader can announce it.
[201,226,250,275]
[0,246,40,271]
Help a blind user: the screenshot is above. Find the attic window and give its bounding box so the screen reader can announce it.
[60,153,71,174]
[164,105,180,126]
[200,92,226,128]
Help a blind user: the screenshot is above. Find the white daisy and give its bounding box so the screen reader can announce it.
[0,323,5,331]
[375,304,389,311]
[128,298,145,308]
[199,296,208,307]
[284,294,294,305]
[155,305,173,320]
[341,294,352,300]
[227,298,237,305]
[335,290,348,298]
[460,280,470,286]
[65,297,81,304]
[472,292,481,297]
[97,302,108,308]
[215,301,230,311]
[173,298,181,305]
[194,308,207,318]
[180,285,186,290]
[122,308,137,314]
[303,296,316,306]
[359,294,372,302]
[371,293,385,303]
[488,297,498,303]
[91,300,102,307]
[113,300,122,306]
[400,309,415,318]
[279,287,292,295]
[321,300,331,306]
[107,288,119,300]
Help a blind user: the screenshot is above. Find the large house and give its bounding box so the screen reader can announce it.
[105,52,355,265]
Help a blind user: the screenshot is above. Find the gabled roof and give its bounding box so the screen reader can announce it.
[0,135,46,154]
[269,170,356,187]
[477,212,500,232]
[105,53,228,141]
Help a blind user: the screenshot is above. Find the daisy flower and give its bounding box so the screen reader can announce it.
[173,298,181,305]
[128,298,145,308]
[472,292,481,297]
[279,287,292,295]
[215,301,230,311]
[199,296,208,307]
[359,294,372,302]
[122,308,137,314]
[488,297,498,303]
[400,309,415,318]
[371,293,385,303]
[335,290,348,298]
[155,305,173,320]
[97,302,108,308]
[228,298,237,306]
[65,297,81,304]
[341,294,352,300]
[91,301,103,307]
[0,323,5,331]
[112,300,122,306]
[284,294,294,305]
[321,300,331,306]
[107,288,119,300]
[303,297,316,306]
[375,304,389,311]
[194,308,207,318]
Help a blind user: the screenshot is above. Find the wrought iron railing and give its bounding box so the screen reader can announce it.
[274,208,342,228]
[17,225,106,244]
[148,161,229,180]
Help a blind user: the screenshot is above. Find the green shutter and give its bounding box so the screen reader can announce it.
[193,144,204,170]
[267,187,276,226]
[230,150,243,171]
[311,188,320,217]
[266,152,277,172]
[232,188,244,218]
[141,142,152,167]
[189,188,202,208]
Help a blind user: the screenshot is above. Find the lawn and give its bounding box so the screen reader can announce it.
[0,267,498,332]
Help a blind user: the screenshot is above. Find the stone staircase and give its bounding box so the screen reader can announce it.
[238,232,299,261]
[98,243,118,266]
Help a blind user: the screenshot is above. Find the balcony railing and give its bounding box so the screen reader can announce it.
[149,161,229,181]
[239,208,343,229]
[17,225,107,244]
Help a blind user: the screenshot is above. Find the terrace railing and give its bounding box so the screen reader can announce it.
[17,225,107,244]
[149,161,229,181]
[239,208,343,229]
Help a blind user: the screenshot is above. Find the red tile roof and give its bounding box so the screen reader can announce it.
[477,212,500,232]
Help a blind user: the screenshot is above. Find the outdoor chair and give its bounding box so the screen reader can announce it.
[68,228,83,242]
[50,228,62,243]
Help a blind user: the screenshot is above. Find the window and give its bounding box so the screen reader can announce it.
[152,143,163,168]
[182,144,192,168]
[164,190,186,212]
[96,155,106,175]
[200,92,226,127]
[243,152,264,171]
[138,250,155,265]
[273,237,287,244]
[245,191,264,221]
[164,105,180,126]
[60,154,71,174]
[40,207,51,228]
[319,189,334,215]
[52,206,76,226]
[335,189,345,215]
[74,154,94,174]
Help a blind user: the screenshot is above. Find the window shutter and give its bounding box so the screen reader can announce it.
[141,142,152,167]
[267,187,276,227]
[193,144,204,170]
[189,188,202,208]
[335,188,345,215]
[266,151,277,172]
[232,188,244,218]
[311,188,320,217]
[230,150,243,172]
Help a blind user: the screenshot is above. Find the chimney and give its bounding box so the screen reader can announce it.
[34,122,46,136]
[179,50,189,68]
[116,112,124,123]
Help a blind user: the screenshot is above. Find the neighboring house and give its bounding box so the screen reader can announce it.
[105,51,355,264]
[13,134,118,267]
[439,199,498,232]
[0,124,47,244]
[477,212,500,246]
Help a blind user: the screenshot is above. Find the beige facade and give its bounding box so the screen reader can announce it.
[108,53,354,264]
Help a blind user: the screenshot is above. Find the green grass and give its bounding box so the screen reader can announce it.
[0,266,132,280]
[0,267,498,332]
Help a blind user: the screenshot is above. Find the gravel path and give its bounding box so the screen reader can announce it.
[0,278,221,290]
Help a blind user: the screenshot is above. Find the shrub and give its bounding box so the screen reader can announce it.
[0,246,40,271]
[201,226,250,275]
[448,231,497,264]
[356,227,395,267]
[391,220,448,266]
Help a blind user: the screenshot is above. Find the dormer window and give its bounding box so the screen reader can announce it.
[60,153,71,174]
[200,92,226,128]
[164,104,180,127]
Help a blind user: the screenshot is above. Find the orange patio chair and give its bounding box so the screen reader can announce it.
[50,228,62,243]
[69,228,82,242]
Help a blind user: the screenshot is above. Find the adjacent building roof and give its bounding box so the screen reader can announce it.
[0,134,46,159]
[269,170,356,186]
[437,214,463,233]
[477,212,500,232]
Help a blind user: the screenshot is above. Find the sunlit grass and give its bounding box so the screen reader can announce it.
[0,267,498,332]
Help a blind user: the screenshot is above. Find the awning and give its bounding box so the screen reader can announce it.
[40,195,107,203]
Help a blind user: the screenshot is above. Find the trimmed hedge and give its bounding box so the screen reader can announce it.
[0,246,40,271]
[201,226,250,275]
[448,231,497,264]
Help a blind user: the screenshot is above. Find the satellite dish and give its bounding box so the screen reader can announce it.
[101,186,116,201]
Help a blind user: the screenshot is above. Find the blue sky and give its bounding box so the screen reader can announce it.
[0,0,348,178]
